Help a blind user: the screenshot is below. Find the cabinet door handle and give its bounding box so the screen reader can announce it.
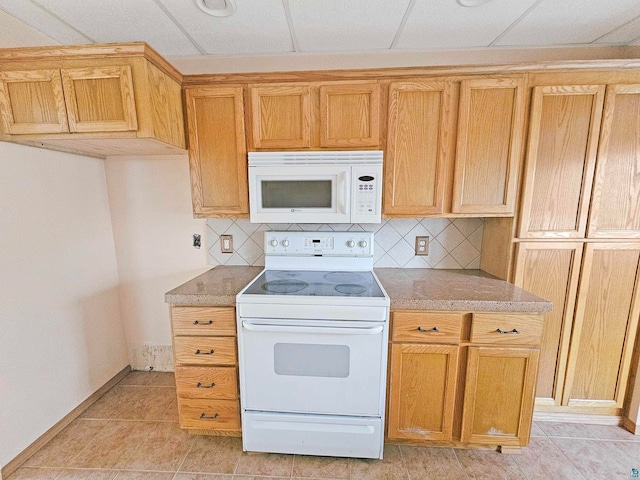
[199,412,219,420]
[496,328,520,334]
[417,326,439,332]
[196,382,216,388]
[195,349,215,355]
[193,320,213,325]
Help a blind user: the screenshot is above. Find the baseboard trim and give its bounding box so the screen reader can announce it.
[621,417,639,435]
[1,365,131,478]
[533,412,622,425]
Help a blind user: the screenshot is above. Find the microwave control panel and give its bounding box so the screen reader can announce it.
[351,164,383,223]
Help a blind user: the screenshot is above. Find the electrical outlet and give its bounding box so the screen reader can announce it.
[220,234,233,253]
[415,236,429,255]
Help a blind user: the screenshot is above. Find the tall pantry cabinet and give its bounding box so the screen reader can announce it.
[512,76,640,417]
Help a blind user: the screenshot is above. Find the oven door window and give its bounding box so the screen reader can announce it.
[240,322,384,416]
[274,343,349,378]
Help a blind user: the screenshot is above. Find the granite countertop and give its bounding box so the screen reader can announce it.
[166,266,551,313]
[165,266,263,305]
[374,268,551,312]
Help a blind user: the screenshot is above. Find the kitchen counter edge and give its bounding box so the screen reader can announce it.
[165,266,551,313]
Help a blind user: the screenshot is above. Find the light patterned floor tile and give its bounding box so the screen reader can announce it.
[292,455,349,479]
[454,448,525,479]
[234,452,294,477]
[178,436,243,474]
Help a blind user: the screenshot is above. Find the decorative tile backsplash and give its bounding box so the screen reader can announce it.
[207,218,484,269]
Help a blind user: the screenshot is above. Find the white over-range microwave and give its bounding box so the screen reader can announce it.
[248,150,383,224]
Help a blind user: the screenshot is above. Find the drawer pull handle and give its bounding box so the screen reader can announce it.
[193,320,213,325]
[196,382,216,389]
[195,349,215,355]
[496,328,520,334]
[418,326,439,333]
[199,412,219,420]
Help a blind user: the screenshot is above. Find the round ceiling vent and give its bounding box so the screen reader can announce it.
[195,0,236,17]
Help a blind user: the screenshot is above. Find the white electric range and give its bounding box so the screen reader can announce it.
[236,231,390,459]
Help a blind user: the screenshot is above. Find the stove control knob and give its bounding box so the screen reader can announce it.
[358,240,368,248]
[269,239,278,247]
[346,240,355,248]
[281,240,290,247]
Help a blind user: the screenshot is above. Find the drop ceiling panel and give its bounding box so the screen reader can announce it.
[396,0,537,49]
[594,15,640,44]
[157,0,293,55]
[0,9,59,47]
[288,0,411,52]
[0,1,91,45]
[496,0,640,46]
[30,0,200,56]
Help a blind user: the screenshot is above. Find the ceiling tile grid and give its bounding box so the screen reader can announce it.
[495,0,640,46]
[0,0,639,62]
[395,0,539,49]
[287,0,411,52]
[157,0,294,55]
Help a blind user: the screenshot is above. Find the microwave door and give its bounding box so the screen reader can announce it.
[249,167,350,223]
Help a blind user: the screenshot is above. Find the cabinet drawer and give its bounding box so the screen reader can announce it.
[175,366,238,400]
[470,314,543,346]
[174,336,237,366]
[392,312,463,344]
[178,398,240,431]
[172,307,236,336]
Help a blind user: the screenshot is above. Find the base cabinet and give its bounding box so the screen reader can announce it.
[170,306,241,436]
[387,310,543,450]
[461,346,539,446]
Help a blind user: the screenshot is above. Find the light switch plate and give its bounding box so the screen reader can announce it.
[220,234,233,253]
[415,236,429,256]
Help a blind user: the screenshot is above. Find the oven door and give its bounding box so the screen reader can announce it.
[248,165,350,223]
[239,319,386,416]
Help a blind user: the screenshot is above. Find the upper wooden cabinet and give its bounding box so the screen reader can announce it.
[587,84,640,239]
[185,85,248,218]
[518,85,605,238]
[249,83,310,149]
[249,80,381,150]
[452,77,526,215]
[319,81,380,148]
[384,80,455,216]
[0,69,68,134]
[0,43,185,157]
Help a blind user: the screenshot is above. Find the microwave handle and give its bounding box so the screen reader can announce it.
[242,321,383,336]
[337,171,348,215]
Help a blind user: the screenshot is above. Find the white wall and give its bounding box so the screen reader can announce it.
[0,143,128,466]
[104,155,207,371]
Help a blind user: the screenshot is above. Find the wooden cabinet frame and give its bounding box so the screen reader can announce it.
[384,80,455,216]
[0,69,68,134]
[61,65,138,133]
[518,85,604,238]
[452,77,526,215]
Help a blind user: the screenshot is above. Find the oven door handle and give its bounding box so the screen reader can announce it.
[242,321,383,336]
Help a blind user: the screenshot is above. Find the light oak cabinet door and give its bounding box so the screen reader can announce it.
[249,83,311,149]
[562,243,640,414]
[319,81,380,148]
[0,69,69,134]
[453,77,526,215]
[185,86,248,218]
[384,80,455,216]
[461,346,539,446]
[518,85,605,238]
[513,242,583,406]
[388,343,459,442]
[588,85,640,239]
[60,65,137,133]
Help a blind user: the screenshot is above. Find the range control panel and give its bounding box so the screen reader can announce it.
[264,231,375,257]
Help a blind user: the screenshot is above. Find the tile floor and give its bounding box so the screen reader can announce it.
[8,371,640,480]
